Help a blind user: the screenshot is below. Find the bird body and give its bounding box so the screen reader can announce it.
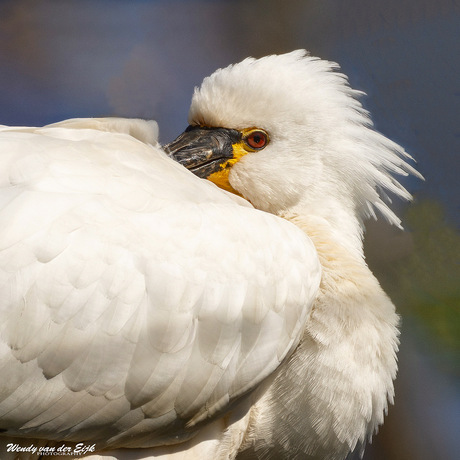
[0,51,421,459]
[0,119,320,458]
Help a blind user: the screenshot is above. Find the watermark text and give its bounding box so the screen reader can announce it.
[6,442,96,456]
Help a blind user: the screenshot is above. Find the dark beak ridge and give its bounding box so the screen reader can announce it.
[164,126,241,178]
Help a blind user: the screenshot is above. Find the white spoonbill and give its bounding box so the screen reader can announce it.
[0,51,421,460]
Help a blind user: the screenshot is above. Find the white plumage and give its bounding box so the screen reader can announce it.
[0,51,421,460]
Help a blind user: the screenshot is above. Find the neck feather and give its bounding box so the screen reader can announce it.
[282,198,365,260]
[240,214,399,459]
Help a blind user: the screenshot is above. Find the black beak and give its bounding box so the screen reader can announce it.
[164,126,241,178]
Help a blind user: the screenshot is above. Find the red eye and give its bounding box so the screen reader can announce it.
[245,130,268,150]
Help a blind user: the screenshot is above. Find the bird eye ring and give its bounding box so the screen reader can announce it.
[244,130,269,150]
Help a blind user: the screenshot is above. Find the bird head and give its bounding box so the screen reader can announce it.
[165,50,422,234]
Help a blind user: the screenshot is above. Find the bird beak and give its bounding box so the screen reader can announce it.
[164,126,241,178]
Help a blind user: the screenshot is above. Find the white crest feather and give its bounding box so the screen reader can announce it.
[189,50,423,230]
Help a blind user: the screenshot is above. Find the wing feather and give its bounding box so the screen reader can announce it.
[0,121,321,448]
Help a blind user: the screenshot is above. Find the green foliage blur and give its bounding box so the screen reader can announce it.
[369,200,460,376]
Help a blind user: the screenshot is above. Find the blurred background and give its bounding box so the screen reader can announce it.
[0,0,458,458]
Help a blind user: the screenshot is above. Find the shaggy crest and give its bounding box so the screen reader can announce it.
[189,50,423,229]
